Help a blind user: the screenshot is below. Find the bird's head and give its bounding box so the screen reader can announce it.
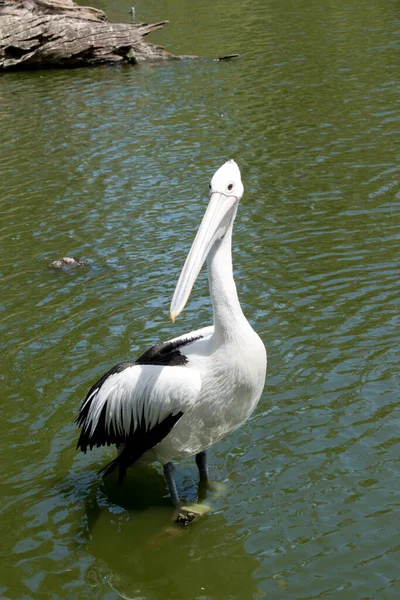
[170,160,243,322]
[209,159,244,199]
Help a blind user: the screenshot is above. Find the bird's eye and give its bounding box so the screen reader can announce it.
[227,183,234,192]
[208,183,211,190]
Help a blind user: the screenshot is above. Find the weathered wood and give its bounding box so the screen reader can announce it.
[0,0,193,70]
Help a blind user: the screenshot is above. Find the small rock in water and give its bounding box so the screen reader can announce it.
[48,259,64,269]
[61,257,79,266]
[48,257,89,269]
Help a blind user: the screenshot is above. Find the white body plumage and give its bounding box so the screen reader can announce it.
[152,324,266,464]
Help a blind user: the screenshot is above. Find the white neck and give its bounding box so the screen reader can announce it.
[206,227,246,338]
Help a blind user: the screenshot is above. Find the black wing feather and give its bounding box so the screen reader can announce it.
[99,411,184,482]
[136,334,203,366]
[75,362,135,449]
[75,332,204,477]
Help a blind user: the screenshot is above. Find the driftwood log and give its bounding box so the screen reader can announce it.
[0,0,194,70]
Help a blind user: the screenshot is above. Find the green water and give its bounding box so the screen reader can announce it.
[1,0,399,598]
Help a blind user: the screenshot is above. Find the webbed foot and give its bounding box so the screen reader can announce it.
[174,502,212,526]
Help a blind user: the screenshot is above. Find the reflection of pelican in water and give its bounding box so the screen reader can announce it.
[84,475,263,600]
[75,161,267,517]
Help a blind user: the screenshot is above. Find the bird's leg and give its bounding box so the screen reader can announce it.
[163,462,180,507]
[196,450,209,482]
[195,450,212,502]
[196,451,225,504]
[163,462,200,526]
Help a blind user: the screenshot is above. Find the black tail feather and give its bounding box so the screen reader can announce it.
[97,411,184,483]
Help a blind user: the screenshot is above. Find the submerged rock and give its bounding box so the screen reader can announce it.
[48,257,89,269]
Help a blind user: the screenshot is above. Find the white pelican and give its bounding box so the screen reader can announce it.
[76,160,267,514]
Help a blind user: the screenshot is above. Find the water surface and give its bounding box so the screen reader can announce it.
[0,0,399,598]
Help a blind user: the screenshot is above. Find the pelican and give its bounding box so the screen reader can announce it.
[76,160,267,516]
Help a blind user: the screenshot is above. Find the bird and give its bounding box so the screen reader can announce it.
[128,6,135,21]
[75,160,267,517]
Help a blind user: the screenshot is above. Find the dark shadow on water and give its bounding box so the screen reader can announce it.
[80,466,264,600]
[89,461,215,512]
[100,465,169,510]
